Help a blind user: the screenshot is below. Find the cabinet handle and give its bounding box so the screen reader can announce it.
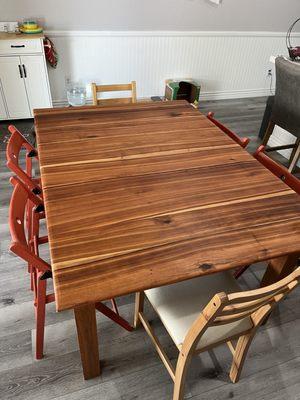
[18,64,23,78]
[11,44,25,48]
[22,64,27,78]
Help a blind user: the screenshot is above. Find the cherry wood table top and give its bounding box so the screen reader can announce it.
[34,101,300,312]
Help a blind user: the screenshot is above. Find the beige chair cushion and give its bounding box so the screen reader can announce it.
[145,271,253,351]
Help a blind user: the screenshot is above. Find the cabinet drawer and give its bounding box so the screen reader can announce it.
[0,38,42,55]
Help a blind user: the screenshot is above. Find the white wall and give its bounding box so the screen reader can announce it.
[1,0,300,31]
[1,0,299,105]
[46,31,290,105]
[2,0,299,161]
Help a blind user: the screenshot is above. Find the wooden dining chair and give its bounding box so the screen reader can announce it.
[207,112,250,148]
[91,81,137,106]
[234,145,300,279]
[134,268,300,400]
[9,178,133,358]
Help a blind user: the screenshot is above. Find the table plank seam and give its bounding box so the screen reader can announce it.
[39,144,238,169]
[51,197,298,270]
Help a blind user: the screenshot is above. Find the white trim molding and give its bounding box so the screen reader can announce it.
[53,88,273,108]
[45,30,300,38]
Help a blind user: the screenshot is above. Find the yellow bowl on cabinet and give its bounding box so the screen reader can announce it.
[22,21,38,30]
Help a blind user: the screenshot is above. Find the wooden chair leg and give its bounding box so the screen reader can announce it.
[134,292,144,328]
[35,277,47,360]
[262,120,275,146]
[173,351,193,400]
[288,140,300,173]
[110,298,119,315]
[229,332,253,383]
[288,138,300,164]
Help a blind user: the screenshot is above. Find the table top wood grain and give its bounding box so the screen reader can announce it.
[34,101,300,311]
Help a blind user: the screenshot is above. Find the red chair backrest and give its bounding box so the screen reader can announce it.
[9,178,50,273]
[254,145,300,195]
[10,176,44,209]
[207,112,250,148]
[6,125,42,194]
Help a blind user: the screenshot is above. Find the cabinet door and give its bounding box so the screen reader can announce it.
[21,55,52,112]
[0,56,31,118]
[0,81,8,120]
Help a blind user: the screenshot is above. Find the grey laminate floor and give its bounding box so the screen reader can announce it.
[1,97,300,400]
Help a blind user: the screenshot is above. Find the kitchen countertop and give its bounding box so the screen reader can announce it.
[0,32,44,40]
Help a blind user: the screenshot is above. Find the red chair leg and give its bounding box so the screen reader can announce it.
[30,266,34,291]
[27,199,36,291]
[35,276,47,359]
[234,265,250,279]
[95,302,133,332]
[26,202,31,278]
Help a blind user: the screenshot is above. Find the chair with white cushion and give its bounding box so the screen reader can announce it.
[134,268,300,400]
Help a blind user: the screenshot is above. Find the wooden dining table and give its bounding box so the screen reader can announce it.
[34,100,300,380]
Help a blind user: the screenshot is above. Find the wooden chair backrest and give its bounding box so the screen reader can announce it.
[207,112,250,148]
[6,125,41,194]
[213,269,300,325]
[9,177,50,273]
[91,81,137,106]
[254,145,300,195]
[183,268,300,354]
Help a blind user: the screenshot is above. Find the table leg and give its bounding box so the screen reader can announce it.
[74,303,100,380]
[260,253,299,287]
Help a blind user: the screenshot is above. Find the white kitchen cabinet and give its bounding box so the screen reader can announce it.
[0,56,31,118]
[0,33,52,120]
[21,55,51,111]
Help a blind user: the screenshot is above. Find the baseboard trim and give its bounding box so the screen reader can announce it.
[199,88,273,100]
[52,89,271,108]
[45,30,300,38]
[52,100,70,107]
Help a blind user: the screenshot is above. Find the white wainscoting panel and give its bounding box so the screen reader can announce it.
[44,30,297,106]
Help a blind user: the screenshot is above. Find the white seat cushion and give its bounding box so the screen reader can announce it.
[145,271,253,351]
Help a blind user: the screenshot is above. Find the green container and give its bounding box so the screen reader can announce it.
[165,79,201,103]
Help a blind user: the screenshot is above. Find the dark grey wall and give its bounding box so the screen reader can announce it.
[1,0,300,31]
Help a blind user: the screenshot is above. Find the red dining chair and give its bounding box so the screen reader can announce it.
[253,145,300,194]
[10,176,47,242]
[207,112,250,148]
[6,125,43,240]
[9,178,132,359]
[9,176,53,359]
[234,145,300,279]
[6,125,42,195]
[6,126,45,290]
